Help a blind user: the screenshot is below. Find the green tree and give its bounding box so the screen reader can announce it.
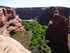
[22,20,51,53]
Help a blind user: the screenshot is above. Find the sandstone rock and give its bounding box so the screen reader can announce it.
[0,27,10,37]
[0,7,25,36]
[0,6,31,53]
[0,35,31,53]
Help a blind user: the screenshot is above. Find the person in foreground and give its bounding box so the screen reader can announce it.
[46,9,69,53]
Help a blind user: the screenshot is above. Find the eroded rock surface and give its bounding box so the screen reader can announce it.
[0,7,25,37]
[0,35,31,53]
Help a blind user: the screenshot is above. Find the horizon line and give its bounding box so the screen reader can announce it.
[0,5,70,8]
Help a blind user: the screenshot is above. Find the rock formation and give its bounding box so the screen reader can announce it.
[0,6,31,53]
[0,35,31,53]
[0,7,25,37]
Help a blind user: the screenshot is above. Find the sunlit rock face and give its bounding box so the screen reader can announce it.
[0,6,31,53]
[0,35,31,53]
[0,6,25,37]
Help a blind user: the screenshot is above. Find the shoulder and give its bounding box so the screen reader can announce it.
[48,20,53,25]
[61,16,68,22]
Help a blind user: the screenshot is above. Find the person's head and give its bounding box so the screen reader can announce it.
[53,9,60,16]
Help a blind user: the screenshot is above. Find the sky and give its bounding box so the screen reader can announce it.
[0,0,70,8]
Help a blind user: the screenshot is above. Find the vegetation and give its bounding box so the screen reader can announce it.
[12,31,32,49]
[68,34,70,51]
[22,20,51,53]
